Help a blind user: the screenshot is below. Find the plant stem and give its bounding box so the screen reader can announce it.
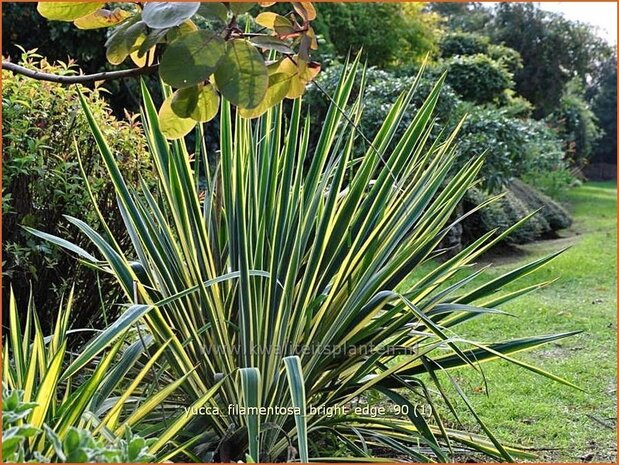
[2,61,158,85]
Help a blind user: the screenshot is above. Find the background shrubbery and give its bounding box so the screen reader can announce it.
[306,60,575,248]
[443,53,513,104]
[463,179,572,245]
[2,50,154,331]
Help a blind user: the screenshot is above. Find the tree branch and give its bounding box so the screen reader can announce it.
[2,61,158,85]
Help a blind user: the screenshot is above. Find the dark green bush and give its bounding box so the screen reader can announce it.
[462,179,571,245]
[590,55,617,165]
[313,3,440,67]
[489,2,614,119]
[444,54,514,104]
[487,43,523,75]
[463,187,539,245]
[305,63,462,147]
[456,106,567,192]
[439,32,489,57]
[308,64,568,194]
[522,167,576,197]
[548,79,601,167]
[2,51,153,332]
[509,178,572,230]
[456,106,525,191]
[307,67,572,247]
[2,384,156,463]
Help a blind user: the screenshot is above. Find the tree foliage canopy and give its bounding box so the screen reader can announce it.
[490,3,614,118]
[33,1,321,138]
[313,2,440,67]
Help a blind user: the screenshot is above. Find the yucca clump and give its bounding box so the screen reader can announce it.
[30,59,577,462]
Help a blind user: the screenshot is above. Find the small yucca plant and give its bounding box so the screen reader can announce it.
[2,288,207,462]
[30,58,578,462]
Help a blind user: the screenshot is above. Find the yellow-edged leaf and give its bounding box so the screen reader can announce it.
[74,8,131,29]
[239,72,292,118]
[149,378,225,454]
[130,35,156,67]
[169,83,221,121]
[158,95,197,140]
[115,371,195,437]
[190,84,220,122]
[101,341,171,430]
[255,12,295,34]
[268,56,320,99]
[37,2,102,21]
[29,342,66,428]
[166,19,199,43]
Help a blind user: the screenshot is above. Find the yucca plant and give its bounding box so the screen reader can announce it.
[2,287,216,462]
[29,58,579,462]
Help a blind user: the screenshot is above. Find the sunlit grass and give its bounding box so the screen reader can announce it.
[403,181,617,462]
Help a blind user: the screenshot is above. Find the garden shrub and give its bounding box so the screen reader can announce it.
[590,55,617,166]
[522,167,577,197]
[439,31,489,57]
[313,2,440,68]
[462,179,571,245]
[443,53,514,104]
[498,90,534,117]
[2,50,153,332]
[456,105,568,193]
[509,178,572,230]
[487,43,523,75]
[2,385,156,463]
[464,187,541,244]
[308,64,571,205]
[305,63,462,149]
[455,105,525,191]
[547,79,601,167]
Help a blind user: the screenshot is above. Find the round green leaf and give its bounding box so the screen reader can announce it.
[158,95,197,140]
[255,12,295,35]
[190,85,220,122]
[171,86,200,118]
[228,2,255,15]
[142,2,200,29]
[160,31,225,89]
[214,39,268,109]
[197,3,229,22]
[170,84,219,122]
[137,28,170,57]
[37,2,102,21]
[239,72,292,119]
[105,19,146,65]
[164,19,198,44]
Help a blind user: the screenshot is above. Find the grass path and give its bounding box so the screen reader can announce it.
[406,181,617,462]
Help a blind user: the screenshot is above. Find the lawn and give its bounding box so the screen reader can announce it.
[403,181,617,462]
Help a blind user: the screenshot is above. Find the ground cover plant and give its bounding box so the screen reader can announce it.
[19,56,587,462]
